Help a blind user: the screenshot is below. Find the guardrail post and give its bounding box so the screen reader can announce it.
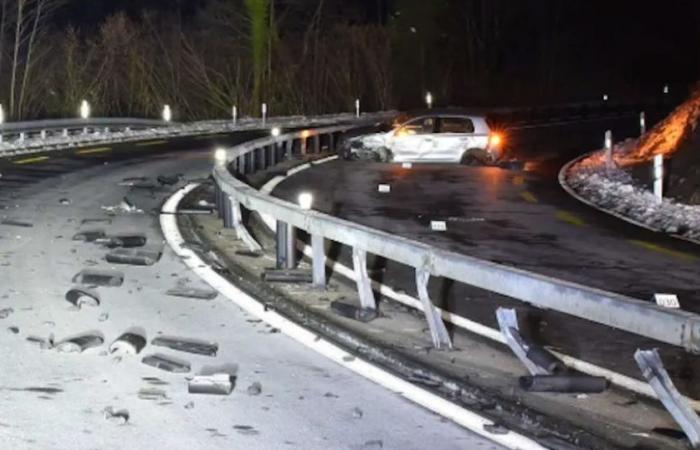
[311,234,326,287]
[276,220,288,268]
[496,308,549,375]
[328,133,335,151]
[635,349,700,447]
[286,139,294,160]
[352,247,376,310]
[19,132,25,143]
[653,154,664,202]
[214,184,224,219]
[260,145,268,169]
[313,135,321,153]
[231,198,262,252]
[415,268,452,349]
[222,194,234,229]
[285,223,296,269]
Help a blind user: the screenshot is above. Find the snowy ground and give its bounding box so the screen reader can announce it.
[0,148,497,449]
[562,146,700,242]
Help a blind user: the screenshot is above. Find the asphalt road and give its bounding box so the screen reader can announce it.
[271,114,700,396]
[0,133,501,449]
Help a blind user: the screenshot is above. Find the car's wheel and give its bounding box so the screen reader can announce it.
[460,149,488,166]
[375,147,393,163]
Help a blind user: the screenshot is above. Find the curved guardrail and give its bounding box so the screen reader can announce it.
[212,123,700,354]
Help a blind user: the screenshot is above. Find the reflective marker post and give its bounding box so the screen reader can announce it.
[604,130,613,174]
[640,111,646,135]
[654,154,664,202]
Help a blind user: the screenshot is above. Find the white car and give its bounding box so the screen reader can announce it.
[342,114,504,164]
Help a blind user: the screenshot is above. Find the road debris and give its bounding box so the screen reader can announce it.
[65,288,101,308]
[98,234,147,248]
[246,382,262,396]
[232,425,259,436]
[103,407,129,425]
[142,353,191,373]
[519,375,610,393]
[110,331,147,355]
[106,248,162,266]
[151,336,218,356]
[72,269,124,287]
[352,407,363,419]
[0,307,14,319]
[55,332,104,353]
[330,301,378,323]
[27,334,54,349]
[0,219,33,228]
[8,326,19,334]
[166,286,217,301]
[138,388,168,401]
[188,373,235,395]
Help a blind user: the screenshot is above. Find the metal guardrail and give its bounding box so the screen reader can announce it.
[212,123,700,353]
[0,117,170,134]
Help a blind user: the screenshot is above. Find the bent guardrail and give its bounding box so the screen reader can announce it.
[211,124,700,354]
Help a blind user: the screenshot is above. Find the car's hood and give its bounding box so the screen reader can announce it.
[348,132,389,148]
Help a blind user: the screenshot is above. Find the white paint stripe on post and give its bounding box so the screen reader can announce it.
[653,154,663,201]
[160,183,545,450]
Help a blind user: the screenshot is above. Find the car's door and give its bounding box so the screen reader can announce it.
[387,117,436,161]
[433,117,476,162]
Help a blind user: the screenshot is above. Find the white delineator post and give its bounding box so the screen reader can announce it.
[425,92,433,109]
[162,104,172,122]
[261,103,267,126]
[640,111,646,135]
[355,99,360,118]
[604,130,613,173]
[653,154,664,202]
[232,105,238,125]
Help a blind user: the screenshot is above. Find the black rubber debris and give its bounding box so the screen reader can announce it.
[151,336,218,356]
[142,353,191,373]
[519,375,610,393]
[81,218,112,225]
[526,345,566,374]
[55,332,104,353]
[98,234,147,248]
[1,219,33,228]
[262,269,312,283]
[0,308,14,319]
[166,287,217,301]
[72,269,124,287]
[103,406,129,425]
[188,374,235,395]
[330,301,378,323]
[105,248,161,266]
[65,288,100,308]
[73,229,106,242]
[110,330,147,355]
[157,174,181,186]
[235,250,263,258]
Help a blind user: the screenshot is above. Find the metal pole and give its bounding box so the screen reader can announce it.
[653,154,663,201]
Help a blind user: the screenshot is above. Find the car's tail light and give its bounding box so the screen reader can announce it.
[489,133,503,147]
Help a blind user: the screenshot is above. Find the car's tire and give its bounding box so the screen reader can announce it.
[375,147,393,163]
[461,148,490,166]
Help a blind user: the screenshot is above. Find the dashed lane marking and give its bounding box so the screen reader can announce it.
[555,210,586,227]
[629,240,697,262]
[520,191,538,203]
[13,156,49,165]
[136,140,169,147]
[76,147,111,155]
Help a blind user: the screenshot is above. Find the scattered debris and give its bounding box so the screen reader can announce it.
[246,382,262,396]
[138,388,168,400]
[8,326,19,334]
[184,401,194,409]
[352,407,363,419]
[110,330,147,355]
[142,353,191,373]
[142,377,168,386]
[519,375,610,393]
[26,334,54,349]
[262,269,313,283]
[188,374,235,395]
[362,439,383,449]
[98,234,147,248]
[72,269,124,287]
[323,392,339,399]
[101,198,143,214]
[483,423,509,435]
[157,174,181,186]
[98,313,109,322]
[0,307,14,319]
[330,301,378,323]
[151,336,218,356]
[103,407,129,425]
[72,230,106,242]
[59,198,71,206]
[80,218,112,225]
[55,332,104,353]
[65,288,101,308]
[166,287,217,301]
[0,219,33,228]
[106,248,162,266]
[233,425,259,436]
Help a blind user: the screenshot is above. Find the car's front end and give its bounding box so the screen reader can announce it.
[341,132,389,160]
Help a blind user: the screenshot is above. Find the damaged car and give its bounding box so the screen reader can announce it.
[341,113,504,165]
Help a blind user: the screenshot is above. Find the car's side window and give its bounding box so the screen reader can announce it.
[396,118,435,136]
[438,118,475,134]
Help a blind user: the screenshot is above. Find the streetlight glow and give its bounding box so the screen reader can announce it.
[298,192,313,210]
[163,104,172,122]
[214,147,227,164]
[80,100,90,119]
